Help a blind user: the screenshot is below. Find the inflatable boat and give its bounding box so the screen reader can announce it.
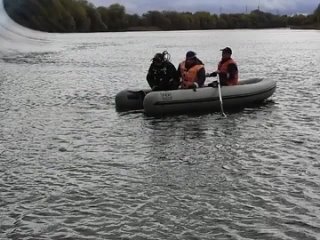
[115,78,276,116]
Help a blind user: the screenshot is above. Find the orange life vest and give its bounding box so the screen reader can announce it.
[179,61,204,89]
[218,58,238,86]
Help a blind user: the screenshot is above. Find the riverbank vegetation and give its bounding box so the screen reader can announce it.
[4,0,320,32]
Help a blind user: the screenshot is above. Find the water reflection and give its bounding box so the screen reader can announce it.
[141,113,249,193]
[145,116,208,160]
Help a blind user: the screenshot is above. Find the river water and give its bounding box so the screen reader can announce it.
[1,5,320,240]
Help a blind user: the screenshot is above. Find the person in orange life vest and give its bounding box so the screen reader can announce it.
[208,47,238,87]
[177,51,206,89]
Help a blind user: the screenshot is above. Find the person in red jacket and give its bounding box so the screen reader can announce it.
[177,51,206,89]
[208,47,239,86]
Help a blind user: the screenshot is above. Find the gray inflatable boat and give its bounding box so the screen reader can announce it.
[115,78,276,116]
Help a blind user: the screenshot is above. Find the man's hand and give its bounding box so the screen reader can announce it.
[206,71,219,77]
[152,86,159,91]
[208,81,218,88]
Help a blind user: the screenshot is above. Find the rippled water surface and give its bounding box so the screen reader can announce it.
[1,7,320,240]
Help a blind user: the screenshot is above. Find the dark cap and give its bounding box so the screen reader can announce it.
[220,47,232,54]
[152,53,164,63]
[186,51,196,59]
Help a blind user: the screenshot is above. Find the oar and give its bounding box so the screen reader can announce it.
[216,78,227,117]
[206,74,227,117]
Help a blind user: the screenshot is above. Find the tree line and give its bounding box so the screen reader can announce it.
[4,0,320,32]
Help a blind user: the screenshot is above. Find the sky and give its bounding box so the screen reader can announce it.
[89,0,319,15]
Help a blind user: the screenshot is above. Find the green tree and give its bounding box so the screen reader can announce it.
[98,4,127,31]
[126,14,142,29]
[163,11,192,30]
[142,11,171,30]
[4,0,320,32]
[313,3,320,24]
[193,12,216,29]
[60,0,91,32]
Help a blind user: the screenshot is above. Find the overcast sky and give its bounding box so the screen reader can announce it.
[89,0,319,15]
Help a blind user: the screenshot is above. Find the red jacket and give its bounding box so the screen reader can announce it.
[217,58,238,86]
[179,61,205,89]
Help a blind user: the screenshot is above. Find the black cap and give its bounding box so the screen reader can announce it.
[220,47,232,54]
[186,51,196,59]
[152,53,164,62]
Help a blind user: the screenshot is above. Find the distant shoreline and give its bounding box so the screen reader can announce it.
[4,0,320,33]
[128,26,320,32]
[289,24,320,30]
